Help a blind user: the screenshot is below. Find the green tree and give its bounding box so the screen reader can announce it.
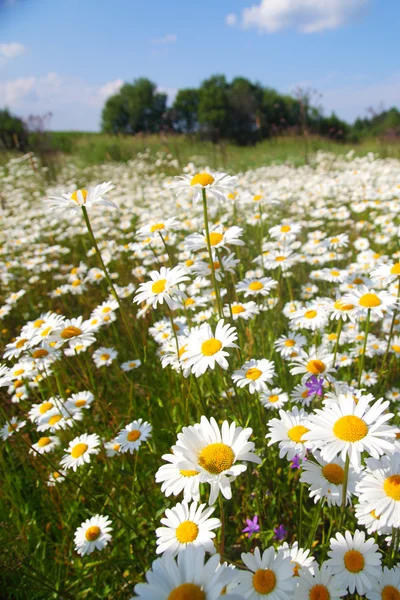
[227,77,263,145]
[198,75,230,142]
[172,89,199,133]
[101,78,167,134]
[0,109,28,150]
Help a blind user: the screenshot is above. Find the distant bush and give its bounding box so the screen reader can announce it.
[0,109,28,150]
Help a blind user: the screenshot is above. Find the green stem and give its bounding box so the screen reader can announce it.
[333,318,343,366]
[338,454,350,531]
[202,188,223,319]
[219,494,225,556]
[159,231,175,266]
[379,278,400,377]
[81,205,140,358]
[357,309,371,387]
[306,498,325,549]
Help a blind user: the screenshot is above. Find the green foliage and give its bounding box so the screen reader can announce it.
[198,75,231,142]
[0,108,28,151]
[172,89,200,133]
[101,78,167,135]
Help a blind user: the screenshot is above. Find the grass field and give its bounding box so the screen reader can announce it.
[1,147,400,599]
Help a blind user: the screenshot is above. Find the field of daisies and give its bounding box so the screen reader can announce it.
[1,148,400,599]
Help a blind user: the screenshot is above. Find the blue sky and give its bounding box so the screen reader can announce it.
[0,0,399,130]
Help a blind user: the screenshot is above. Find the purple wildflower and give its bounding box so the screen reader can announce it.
[305,375,324,396]
[242,515,260,538]
[273,524,287,541]
[290,455,301,469]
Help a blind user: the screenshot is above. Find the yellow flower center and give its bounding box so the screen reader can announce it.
[85,525,101,541]
[185,259,194,267]
[175,520,199,543]
[32,349,49,359]
[201,338,222,356]
[232,305,245,314]
[390,263,400,275]
[306,359,326,374]
[13,368,24,376]
[209,232,224,246]
[127,430,141,442]
[334,300,354,311]
[53,471,61,479]
[39,401,53,414]
[359,293,381,308]
[330,270,340,276]
[15,338,28,349]
[275,256,286,262]
[288,425,309,443]
[281,225,291,232]
[168,584,205,600]
[333,415,368,442]
[71,189,88,203]
[152,279,167,294]
[198,442,234,474]
[113,443,120,451]
[268,395,279,403]
[75,399,86,407]
[304,310,317,319]
[249,281,263,291]
[150,223,165,232]
[179,469,199,477]
[71,443,88,458]
[309,584,331,600]
[284,339,295,347]
[185,298,195,306]
[252,569,276,594]
[14,380,23,389]
[33,319,45,328]
[38,437,51,448]
[190,173,214,187]
[48,415,62,426]
[383,475,400,501]
[253,194,262,202]
[352,278,364,284]
[72,279,81,287]
[343,550,365,573]
[61,326,82,339]
[382,585,400,600]
[392,345,400,353]
[100,353,110,361]
[322,463,345,485]
[246,367,262,380]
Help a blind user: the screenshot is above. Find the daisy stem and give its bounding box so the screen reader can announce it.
[201,188,223,319]
[338,454,350,531]
[333,318,343,366]
[357,309,371,387]
[81,205,140,359]
[379,278,400,377]
[158,231,175,266]
[298,482,304,546]
[219,494,225,556]
[259,201,264,268]
[306,498,325,549]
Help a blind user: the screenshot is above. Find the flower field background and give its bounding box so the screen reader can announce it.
[1,148,400,599]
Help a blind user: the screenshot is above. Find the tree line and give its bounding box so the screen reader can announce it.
[101,75,400,145]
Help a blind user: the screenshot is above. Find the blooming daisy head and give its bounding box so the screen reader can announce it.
[46,182,116,211]
[232,358,275,394]
[185,320,238,377]
[60,433,101,471]
[236,546,296,598]
[74,514,112,556]
[115,419,152,454]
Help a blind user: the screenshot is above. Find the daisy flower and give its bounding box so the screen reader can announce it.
[0,364,10,387]
[156,500,220,556]
[326,530,381,595]
[185,320,238,377]
[278,541,315,578]
[115,419,152,454]
[235,546,296,599]
[355,500,390,535]
[232,358,275,394]
[172,416,261,505]
[134,266,189,309]
[295,564,348,600]
[290,304,329,331]
[0,416,26,440]
[260,387,289,410]
[121,359,142,372]
[223,301,260,321]
[133,545,241,599]
[60,433,101,471]
[169,171,237,203]
[266,407,311,461]
[365,566,400,600]
[47,470,67,487]
[323,297,358,322]
[304,394,396,470]
[74,514,112,556]
[290,348,335,383]
[136,217,181,239]
[342,286,397,318]
[65,391,94,411]
[274,333,307,359]
[155,452,201,502]
[236,277,278,298]
[30,435,60,455]
[92,346,118,368]
[356,452,400,529]
[184,225,244,252]
[300,450,357,507]
[371,261,400,284]
[45,182,116,211]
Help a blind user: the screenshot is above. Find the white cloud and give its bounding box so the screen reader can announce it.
[157,86,178,105]
[225,13,237,27]
[151,34,177,45]
[235,0,369,34]
[0,42,25,66]
[98,79,124,99]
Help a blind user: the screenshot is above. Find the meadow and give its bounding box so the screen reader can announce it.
[0,143,400,599]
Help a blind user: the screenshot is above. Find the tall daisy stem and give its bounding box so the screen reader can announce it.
[81,206,140,358]
[306,498,325,549]
[333,318,343,366]
[357,309,371,387]
[202,188,223,319]
[379,278,400,377]
[338,454,350,530]
[219,495,225,556]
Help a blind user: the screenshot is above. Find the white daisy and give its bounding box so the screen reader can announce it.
[185,320,238,377]
[60,433,101,471]
[45,182,116,211]
[266,407,310,460]
[236,277,278,298]
[326,530,381,595]
[342,286,397,318]
[115,419,152,453]
[134,266,189,309]
[169,171,237,203]
[365,566,400,600]
[121,359,142,372]
[74,514,112,556]
[155,452,201,502]
[92,346,118,368]
[235,546,296,599]
[156,500,220,556]
[30,435,60,455]
[260,387,289,410]
[295,564,348,600]
[224,301,260,321]
[300,450,357,507]
[232,359,275,394]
